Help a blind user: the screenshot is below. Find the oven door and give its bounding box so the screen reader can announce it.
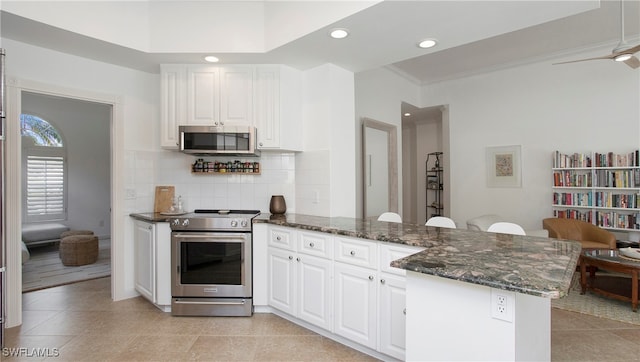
[171,231,252,298]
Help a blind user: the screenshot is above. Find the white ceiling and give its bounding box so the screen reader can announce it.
[1,0,638,86]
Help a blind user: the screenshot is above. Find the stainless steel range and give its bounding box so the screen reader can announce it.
[169,209,260,317]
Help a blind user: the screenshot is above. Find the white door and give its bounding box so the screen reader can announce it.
[219,66,253,126]
[187,66,220,125]
[334,262,377,349]
[133,220,155,302]
[297,254,333,331]
[267,247,296,314]
[379,274,407,360]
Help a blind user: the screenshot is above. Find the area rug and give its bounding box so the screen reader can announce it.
[552,271,640,325]
[22,238,111,292]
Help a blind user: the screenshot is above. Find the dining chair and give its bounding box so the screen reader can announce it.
[377,212,402,223]
[487,222,526,235]
[425,216,456,228]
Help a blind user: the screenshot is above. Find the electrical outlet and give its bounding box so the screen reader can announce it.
[491,289,514,322]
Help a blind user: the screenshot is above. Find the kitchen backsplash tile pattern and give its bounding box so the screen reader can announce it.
[125,150,296,214]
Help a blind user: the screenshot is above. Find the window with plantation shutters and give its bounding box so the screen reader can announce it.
[20,114,67,222]
[26,155,65,219]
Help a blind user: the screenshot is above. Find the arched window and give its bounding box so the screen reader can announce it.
[21,114,67,222]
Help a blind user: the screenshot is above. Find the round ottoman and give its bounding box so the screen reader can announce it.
[59,235,99,266]
[60,229,94,239]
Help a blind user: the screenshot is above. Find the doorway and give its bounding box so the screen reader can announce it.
[362,118,398,219]
[20,92,111,292]
[401,103,448,225]
[4,80,123,330]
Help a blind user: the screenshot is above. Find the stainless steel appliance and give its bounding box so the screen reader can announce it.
[169,209,259,317]
[0,48,6,348]
[178,125,260,157]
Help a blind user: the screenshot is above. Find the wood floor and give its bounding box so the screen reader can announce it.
[5,277,640,361]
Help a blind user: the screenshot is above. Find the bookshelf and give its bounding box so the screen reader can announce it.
[552,150,640,231]
[426,152,444,221]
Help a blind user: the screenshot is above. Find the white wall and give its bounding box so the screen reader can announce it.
[21,93,111,237]
[2,38,158,327]
[297,64,356,217]
[422,47,640,230]
[354,67,421,219]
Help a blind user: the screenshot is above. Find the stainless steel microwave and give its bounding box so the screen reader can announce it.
[178,125,260,157]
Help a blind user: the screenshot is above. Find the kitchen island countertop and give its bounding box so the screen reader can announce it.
[254,213,581,299]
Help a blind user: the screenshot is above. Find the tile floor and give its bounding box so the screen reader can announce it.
[4,276,640,361]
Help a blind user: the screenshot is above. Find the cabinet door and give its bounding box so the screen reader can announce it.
[334,262,377,349]
[255,65,302,151]
[187,66,220,125]
[155,223,172,306]
[268,247,296,315]
[379,274,407,360]
[160,65,186,148]
[297,254,333,331]
[255,66,280,148]
[134,221,155,302]
[220,66,253,126]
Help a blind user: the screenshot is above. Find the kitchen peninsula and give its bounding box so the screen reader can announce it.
[253,213,581,361]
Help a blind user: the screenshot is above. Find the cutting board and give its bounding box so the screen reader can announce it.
[154,186,175,213]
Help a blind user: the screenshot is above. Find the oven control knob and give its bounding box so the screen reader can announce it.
[172,219,179,226]
[241,220,248,227]
[182,219,190,227]
[231,220,238,227]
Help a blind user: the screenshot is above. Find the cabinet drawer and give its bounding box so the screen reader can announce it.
[379,243,425,276]
[298,231,333,259]
[268,227,296,251]
[335,237,377,269]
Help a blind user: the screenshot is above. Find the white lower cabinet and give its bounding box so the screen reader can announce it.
[267,247,296,315]
[263,225,424,360]
[378,273,407,360]
[267,229,333,332]
[334,261,377,349]
[133,219,171,312]
[297,254,333,330]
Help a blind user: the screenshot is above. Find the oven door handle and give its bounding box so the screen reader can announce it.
[172,233,248,242]
[173,299,246,306]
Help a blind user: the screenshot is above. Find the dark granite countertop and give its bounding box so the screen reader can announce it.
[129,212,170,223]
[255,213,581,298]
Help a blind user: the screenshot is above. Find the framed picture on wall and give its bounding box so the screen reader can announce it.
[486,145,522,188]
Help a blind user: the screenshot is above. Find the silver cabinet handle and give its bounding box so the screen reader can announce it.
[350,251,355,256]
[368,275,374,281]
[259,142,263,147]
[380,279,386,284]
[288,255,293,260]
[403,308,407,315]
[309,242,315,248]
[296,257,300,262]
[276,236,281,241]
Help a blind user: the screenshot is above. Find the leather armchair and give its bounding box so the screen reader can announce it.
[542,218,616,249]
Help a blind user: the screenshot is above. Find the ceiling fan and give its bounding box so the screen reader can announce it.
[554,0,640,69]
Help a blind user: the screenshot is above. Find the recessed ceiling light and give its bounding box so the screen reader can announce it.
[404,112,411,117]
[204,55,219,63]
[330,28,349,39]
[417,39,437,49]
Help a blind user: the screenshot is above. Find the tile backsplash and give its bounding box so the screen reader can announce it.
[125,149,296,214]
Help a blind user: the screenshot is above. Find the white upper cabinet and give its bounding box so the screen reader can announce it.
[187,65,221,125]
[255,65,302,151]
[161,63,301,151]
[220,66,253,126]
[160,64,254,149]
[160,65,186,148]
[187,65,253,127]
